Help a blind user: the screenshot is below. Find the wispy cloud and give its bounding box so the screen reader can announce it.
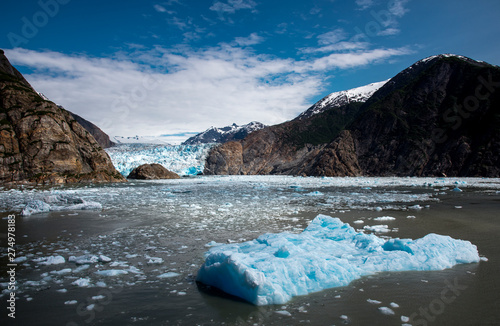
[210,0,257,13]
[233,33,264,46]
[5,42,411,137]
[153,4,167,13]
[317,29,348,45]
[389,0,410,17]
[355,0,375,10]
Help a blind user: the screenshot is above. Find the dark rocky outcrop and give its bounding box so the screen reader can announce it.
[127,163,180,180]
[0,49,126,184]
[68,111,114,149]
[204,55,500,177]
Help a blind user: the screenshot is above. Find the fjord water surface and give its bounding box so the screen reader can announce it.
[1,176,499,325]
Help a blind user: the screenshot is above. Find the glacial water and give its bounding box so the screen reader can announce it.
[1,176,500,325]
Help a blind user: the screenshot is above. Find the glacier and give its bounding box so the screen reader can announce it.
[105,143,213,177]
[196,214,480,306]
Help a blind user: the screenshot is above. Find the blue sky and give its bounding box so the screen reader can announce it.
[1,0,499,142]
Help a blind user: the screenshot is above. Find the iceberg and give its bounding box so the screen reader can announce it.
[196,215,480,305]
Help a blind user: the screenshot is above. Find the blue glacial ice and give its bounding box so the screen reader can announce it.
[196,214,480,305]
[105,143,213,176]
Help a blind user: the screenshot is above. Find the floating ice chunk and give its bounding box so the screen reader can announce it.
[275,310,292,316]
[87,304,95,311]
[197,215,480,305]
[147,257,164,264]
[95,270,128,276]
[364,225,390,233]
[99,255,112,262]
[401,315,410,322]
[57,289,68,293]
[34,255,65,265]
[353,220,364,224]
[373,216,395,221]
[65,300,78,305]
[22,200,50,216]
[379,307,395,315]
[452,187,463,192]
[306,191,324,196]
[51,268,72,275]
[408,204,423,211]
[157,272,181,279]
[367,299,382,304]
[390,302,399,308]
[72,278,91,287]
[92,295,105,300]
[69,255,100,265]
[13,256,27,263]
[205,241,224,248]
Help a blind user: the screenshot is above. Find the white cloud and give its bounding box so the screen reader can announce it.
[154,4,167,12]
[209,0,257,14]
[317,29,348,45]
[233,33,264,46]
[356,0,375,10]
[5,43,411,139]
[388,0,410,17]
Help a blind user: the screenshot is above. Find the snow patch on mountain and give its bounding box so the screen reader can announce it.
[183,121,265,145]
[296,80,388,120]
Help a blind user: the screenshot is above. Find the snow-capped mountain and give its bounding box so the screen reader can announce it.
[182,121,265,145]
[296,80,388,120]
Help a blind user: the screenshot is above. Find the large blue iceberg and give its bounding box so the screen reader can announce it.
[196,215,480,305]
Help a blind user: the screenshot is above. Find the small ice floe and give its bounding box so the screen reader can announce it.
[390,302,399,308]
[34,255,65,265]
[157,272,181,279]
[95,270,128,276]
[364,225,390,233]
[353,220,365,224]
[373,216,396,221]
[51,268,72,275]
[275,310,292,317]
[64,300,78,305]
[452,187,463,192]
[72,278,91,287]
[367,299,382,304]
[91,295,106,300]
[480,256,489,262]
[56,289,68,293]
[401,316,410,322]
[147,257,164,264]
[408,204,423,211]
[406,215,416,219]
[378,307,395,315]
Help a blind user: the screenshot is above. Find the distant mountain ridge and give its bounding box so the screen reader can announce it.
[183,121,265,145]
[204,54,500,177]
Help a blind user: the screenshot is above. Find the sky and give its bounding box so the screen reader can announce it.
[1,0,499,143]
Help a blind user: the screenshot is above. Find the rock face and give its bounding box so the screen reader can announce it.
[204,54,500,177]
[68,111,114,149]
[0,49,126,184]
[127,163,180,180]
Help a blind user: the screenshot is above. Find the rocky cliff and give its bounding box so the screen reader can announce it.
[0,49,126,184]
[69,111,114,149]
[204,55,500,177]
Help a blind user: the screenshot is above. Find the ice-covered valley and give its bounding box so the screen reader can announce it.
[1,176,500,325]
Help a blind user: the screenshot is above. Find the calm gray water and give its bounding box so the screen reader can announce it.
[1,176,499,325]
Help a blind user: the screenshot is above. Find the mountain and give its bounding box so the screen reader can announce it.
[182,121,265,145]
[204,54,500,177]
[68,112,114,149]
[0,49,126,184]
[295,80,388,120]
